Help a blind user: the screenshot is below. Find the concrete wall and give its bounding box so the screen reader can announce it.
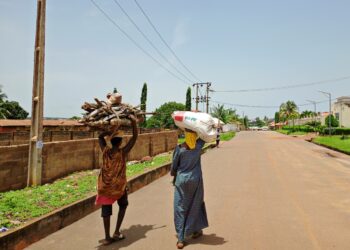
[0,131,177,192]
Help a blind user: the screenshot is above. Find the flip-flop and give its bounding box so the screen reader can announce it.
[112,233,126,241]
[100,238,116,246]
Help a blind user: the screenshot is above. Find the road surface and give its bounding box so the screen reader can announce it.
[28,131,350,250]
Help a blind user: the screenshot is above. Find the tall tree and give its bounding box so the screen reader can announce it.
[274,111,280,123]
[243,116,249,129]
[113,87,118,93]
[185,87,191,111]
[279,100,299,125]
[140,83,147,112]
[0,85,7,101]
[211,104,238,123]
[2,101,29,119]
[0,86,9,118]
[146,102,185,128]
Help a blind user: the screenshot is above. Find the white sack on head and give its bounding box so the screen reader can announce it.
[172,111,216,142]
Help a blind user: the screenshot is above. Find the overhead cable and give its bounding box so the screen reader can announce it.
[112,0,195,83]
[211,99,330,109]
[90,0,189,85]
[211,76,350,93]
[133,0,201,82]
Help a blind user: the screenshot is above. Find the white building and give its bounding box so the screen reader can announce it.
[332,96,350,127]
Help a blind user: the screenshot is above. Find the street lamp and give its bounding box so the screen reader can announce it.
[319,91,332,136]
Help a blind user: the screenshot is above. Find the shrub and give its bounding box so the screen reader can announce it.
[322,127,350,135]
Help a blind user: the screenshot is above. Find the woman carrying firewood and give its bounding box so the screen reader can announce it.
[95,114,138,246]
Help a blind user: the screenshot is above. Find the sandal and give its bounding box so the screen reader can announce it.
[191,230,203,239]
[100,238,116,246]
[112,233,126,241]
[176,241,185,249]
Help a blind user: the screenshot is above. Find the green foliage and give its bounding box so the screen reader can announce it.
[70,116,80,120]
[279,100,299,122]
[140,83,147,112]
[325,114,339,127]
[323,127,350,135]
[185,87,191,111]
[220,131,235,141]
[250,117,265,127]
[0,153,172,229]
[0,101,29,119]
[0,86,28,119]
[210,104,238,123]
[274,112,280,123]
[113,87,118,93]
[243,116,249,129]
[300,110,316,118]
[146,101,185,128]
[0,85,7,101]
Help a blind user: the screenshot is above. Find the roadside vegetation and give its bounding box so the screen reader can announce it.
[313,136,350,154]
[0,153,172,230]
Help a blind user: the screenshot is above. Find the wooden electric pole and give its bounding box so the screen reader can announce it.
[28,0,46,186]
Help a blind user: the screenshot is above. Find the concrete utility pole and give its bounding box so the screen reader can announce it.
[28,0,46,186]
[319,91,332,136]
[192,82,212,113]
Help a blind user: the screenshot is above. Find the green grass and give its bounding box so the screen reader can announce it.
[313,136,350,154]
[276,130,307,136]
[220,131,236,141]
[0,152,172,230]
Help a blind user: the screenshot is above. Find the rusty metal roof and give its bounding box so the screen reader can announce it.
[0,119,82,127]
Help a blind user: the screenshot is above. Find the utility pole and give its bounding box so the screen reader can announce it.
[28,0,46,186]
[319,91,332,136]
[192,82,211,113]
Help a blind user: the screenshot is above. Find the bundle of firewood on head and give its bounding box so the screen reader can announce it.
[79,92,145,132]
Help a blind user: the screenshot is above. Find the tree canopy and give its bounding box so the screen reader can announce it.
[210,104,238,124]
[146,101,185,128]
[279,100,299,123]
[0,86,29,119]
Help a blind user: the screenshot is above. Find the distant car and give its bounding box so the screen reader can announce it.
[261,126,269,131]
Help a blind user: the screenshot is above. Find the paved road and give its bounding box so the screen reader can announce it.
[28,131,350,250]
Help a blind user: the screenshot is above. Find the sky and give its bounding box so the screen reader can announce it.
[0,0,349,119]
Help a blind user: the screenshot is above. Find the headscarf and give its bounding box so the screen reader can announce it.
[184,130,197,150]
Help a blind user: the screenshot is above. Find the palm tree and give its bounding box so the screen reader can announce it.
[0,85,7,101]
[211,105,238,124]
[0,85,9,118]
[279,101,299,126]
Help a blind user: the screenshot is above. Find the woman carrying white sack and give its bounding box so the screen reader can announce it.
[170,129,209,249]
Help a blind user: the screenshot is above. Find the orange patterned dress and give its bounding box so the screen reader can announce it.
[95,148,127,205]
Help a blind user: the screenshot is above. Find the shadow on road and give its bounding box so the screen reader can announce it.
[96,224,166,250]
[189,233,227,246]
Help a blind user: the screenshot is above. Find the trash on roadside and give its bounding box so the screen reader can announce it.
[0,227,8,233]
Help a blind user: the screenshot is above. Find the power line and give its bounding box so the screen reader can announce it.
[211,76,350,93]
[90,0,189,85]
[112,0,195,83]
[133,0,201,82]
[211,99,330,109]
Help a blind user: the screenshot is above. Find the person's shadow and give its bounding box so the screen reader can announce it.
[189,233,227,247]
[96,224,165,250]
